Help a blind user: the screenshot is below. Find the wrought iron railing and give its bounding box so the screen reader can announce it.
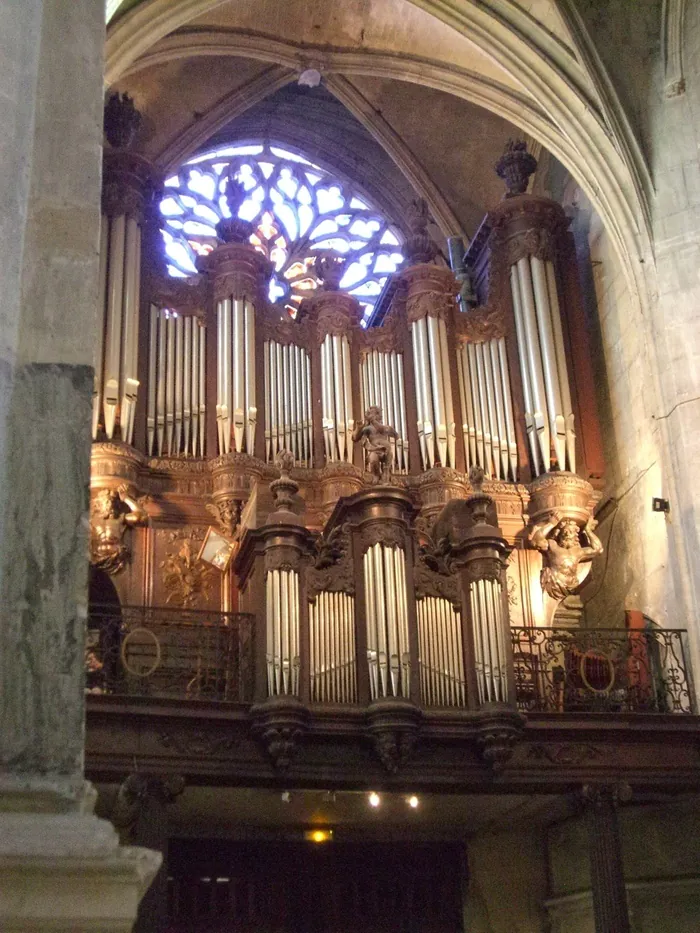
[85,605,255,702]
[511,626,695,714]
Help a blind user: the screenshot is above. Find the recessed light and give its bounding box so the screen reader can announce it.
[407,795,419,809]
[368,792,381,808]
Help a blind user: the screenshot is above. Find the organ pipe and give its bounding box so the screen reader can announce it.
[264,340,313,466]
[458,337,517,481]
[266,568,300,696]
[360,350,409,472]
[321,333,354,462]
[509,255,575,475]
[417,597,466,707]
[216,297,256,455]
[309,591,356,703]
[147,309,206,456]
[363,543,411,700]
[469,578,509,705]
[411,313,456,470]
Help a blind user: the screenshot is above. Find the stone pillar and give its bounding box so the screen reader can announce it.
[582,785,632,933]
[0,0,160,928]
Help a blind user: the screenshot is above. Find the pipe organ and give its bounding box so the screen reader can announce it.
[147,308,206,457]
[93,140,605,749]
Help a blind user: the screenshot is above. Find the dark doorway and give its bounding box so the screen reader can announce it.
[167,839,465,933]
[86,567,122,692]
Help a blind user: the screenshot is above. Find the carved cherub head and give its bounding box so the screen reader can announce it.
[365,405,383,426]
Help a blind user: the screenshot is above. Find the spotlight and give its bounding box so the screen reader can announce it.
[368,792,381,808]
[407,795,419,809]
[304,829,333,844]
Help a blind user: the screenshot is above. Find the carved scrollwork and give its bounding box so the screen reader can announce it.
[307,524,355,598]
[413,553,459,604]
[464,556,505,584]
[148,272,208,318]
[359,521,406,553]
[159,527,214,608]
[455,304,507,343]
[206,496,241,537]
[156,730,239,757]
[406,289,455,324]
[264,545,304,574]
[527,743,605,766]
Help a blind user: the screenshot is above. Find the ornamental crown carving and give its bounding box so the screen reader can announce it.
[359,520,406,553]
[104,92,141,150]
[495,140,538,198]
[455,305,507,343]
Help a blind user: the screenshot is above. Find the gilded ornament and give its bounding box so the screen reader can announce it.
[529,512,603,601]
[90,484,148,575]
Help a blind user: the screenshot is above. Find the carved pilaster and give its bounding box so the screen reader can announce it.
[400,263,458,324]
[581,784,632,933]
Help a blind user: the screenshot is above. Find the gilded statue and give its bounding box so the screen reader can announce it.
[529,512,603,601]
[352,406,399,484]
[90,484,148,575]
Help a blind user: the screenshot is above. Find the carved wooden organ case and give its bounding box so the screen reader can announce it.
[90,141,605,715]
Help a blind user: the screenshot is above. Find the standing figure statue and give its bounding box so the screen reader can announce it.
[353,406,399,485]
[529,512,603,601]
[90,484,148,575]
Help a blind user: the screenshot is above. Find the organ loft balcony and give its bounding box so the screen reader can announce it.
[85,138,700,797]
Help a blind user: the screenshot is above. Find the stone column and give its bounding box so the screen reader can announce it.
[0,0,160,929]
[582,784,632,933]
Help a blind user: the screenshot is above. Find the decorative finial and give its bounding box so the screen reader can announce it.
[468,466,485,494]
[216,172,255,243]
[104,92,142,150]
[495,140,538,198]
[314,251,346,291]
[405,198,438,264]
[269,450,300,515]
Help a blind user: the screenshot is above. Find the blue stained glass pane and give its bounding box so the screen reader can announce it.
[339,262,367,289]
[274,203,298,241]
[193,203,219,224]
[350,280,382,296]
[164,176,179,188]
[296,186,312,205]
[317,186,344,212]
[298,204,314,237]
[160,197,184,216]
[187,171,216,200]
[350,196,370,209]
[165,240,197,273]
[305,172,321,186]
[271,146,317,167]
[270,188,283,205]
[183,220,217,236]
[269,278,286,302]
[251,186,265,203]
[312,238,350,253]
[167,264,189,277]
[310,219,338,239]
[374,254,400,274]
[258,162,274,179]
[219,195,231,218]
[390,252,404,263]
[380,229,400,246]
[277,170,298,198]
[349,219,380,238]
[166,219,184,229]
[239,198,261,222]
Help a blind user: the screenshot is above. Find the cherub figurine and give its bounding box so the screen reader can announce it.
[90,484,148,575]
[529,512,603,601]
[353,406,399,484]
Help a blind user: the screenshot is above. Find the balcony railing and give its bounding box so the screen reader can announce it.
[511,626,695,714]
[85,604,255,703]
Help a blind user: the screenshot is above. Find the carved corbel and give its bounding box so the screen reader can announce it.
[250,696,310,772]
[474,707,525,771]
[365,699,422,774]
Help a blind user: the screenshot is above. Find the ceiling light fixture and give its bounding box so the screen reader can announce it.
[407,795,419,809]
[368,792,381,808]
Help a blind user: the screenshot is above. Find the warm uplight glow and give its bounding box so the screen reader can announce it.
[407,795,420,809]
[304,829,333,844]
[368,792,381,808]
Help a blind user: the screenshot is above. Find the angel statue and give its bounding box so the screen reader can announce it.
[353,405,399,485]
[529,511,603,601]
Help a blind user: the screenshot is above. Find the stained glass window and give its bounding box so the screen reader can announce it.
[160,143,405,323]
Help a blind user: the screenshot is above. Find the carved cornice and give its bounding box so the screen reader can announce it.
[400,263,458,324]
[358,520,407,553]
[102,150,158,220]
[301,291,363,339]
[487,195,569,276]
[454,304,507,343]
[147,272,208,317]
[198,242,273,303]
[264,544,306,574]
[260,312,312,349]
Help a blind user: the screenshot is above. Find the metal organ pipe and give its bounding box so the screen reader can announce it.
[310,590,358,703]
[263,340,313,466]
[147,310,206,457]
[321,333,354,462]
[416,597,465,707]
[469,577,509,705]
[359,350,408,472]
[411,312,456,470]
[363,543,410,700]
[266,568,300,696]
[509,254,575,475]
[458,337,518,481]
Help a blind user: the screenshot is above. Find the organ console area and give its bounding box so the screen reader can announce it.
[90,120,610,757]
